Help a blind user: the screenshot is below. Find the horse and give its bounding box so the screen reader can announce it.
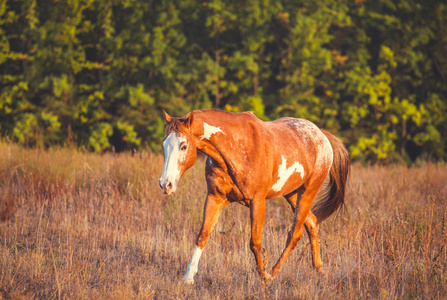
[158,109,350,284]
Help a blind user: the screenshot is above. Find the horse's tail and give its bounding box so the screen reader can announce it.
[311,130,350,223]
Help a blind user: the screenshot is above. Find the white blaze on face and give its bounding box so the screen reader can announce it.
[272,155,305,192]
[160,132,187,192]
[183,245,203,284]
[200,123,224,140]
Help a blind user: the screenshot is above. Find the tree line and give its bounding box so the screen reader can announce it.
[1,0,446,162]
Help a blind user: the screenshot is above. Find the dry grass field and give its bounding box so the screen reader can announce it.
[0,141,446,299]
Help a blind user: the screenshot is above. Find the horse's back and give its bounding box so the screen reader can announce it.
[268,117,331,154]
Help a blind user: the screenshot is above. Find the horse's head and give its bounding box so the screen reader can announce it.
[159,111,197,195]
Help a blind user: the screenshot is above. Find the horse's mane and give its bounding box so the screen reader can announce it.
[164,117,186,135]
[165,109,255,136]
[194,108,238,116]
[195,109,256,120]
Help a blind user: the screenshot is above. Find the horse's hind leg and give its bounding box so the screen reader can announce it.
[304,212,325,273]
[285,191,324,273]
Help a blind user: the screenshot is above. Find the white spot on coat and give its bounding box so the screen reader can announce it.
[183,246,203,284]
[272,155,305,192]
[200,123,224,140]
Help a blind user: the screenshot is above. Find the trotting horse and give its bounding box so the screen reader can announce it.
[159,109,349,284]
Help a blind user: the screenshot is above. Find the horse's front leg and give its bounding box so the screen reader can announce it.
[183,194,227,284]
[249,197,271,282]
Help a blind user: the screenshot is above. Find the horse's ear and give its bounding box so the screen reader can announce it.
[184,111,194,129]
[163,110,172,124]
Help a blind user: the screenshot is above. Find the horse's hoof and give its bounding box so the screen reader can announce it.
[262,272,273,282]
[316,267,327,275]
[182,277,195,284]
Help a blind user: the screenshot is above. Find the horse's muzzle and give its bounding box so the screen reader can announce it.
[159,178,175,195]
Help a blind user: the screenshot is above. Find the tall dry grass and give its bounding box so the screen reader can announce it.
[0,141,446,299]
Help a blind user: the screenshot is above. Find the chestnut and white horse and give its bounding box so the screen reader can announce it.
[159,109,349,284]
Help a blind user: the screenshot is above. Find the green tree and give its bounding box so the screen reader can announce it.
[0,0,445,160]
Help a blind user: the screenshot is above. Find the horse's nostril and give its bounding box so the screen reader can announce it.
[166,181,173,190]
[159,179,163,189]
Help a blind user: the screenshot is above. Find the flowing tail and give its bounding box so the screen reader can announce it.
[312,130,350,223]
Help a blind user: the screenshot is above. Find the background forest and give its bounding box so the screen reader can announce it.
[1,0,446,162]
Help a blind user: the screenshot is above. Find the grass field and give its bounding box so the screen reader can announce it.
[0,141,446,299]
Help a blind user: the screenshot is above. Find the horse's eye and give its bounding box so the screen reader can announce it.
[181,145,187,151]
